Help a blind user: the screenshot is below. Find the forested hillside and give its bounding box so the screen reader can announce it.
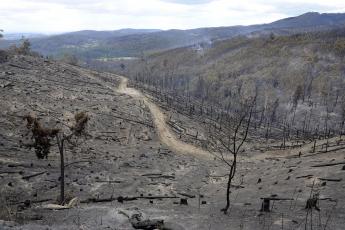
[3,12,345,62]
[124,28,345,137]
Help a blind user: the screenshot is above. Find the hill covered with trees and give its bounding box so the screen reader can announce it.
[3,12,345,62]
[124,28,345,138]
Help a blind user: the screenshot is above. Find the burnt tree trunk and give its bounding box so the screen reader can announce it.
[261,198,270,212]
[313,139,317,153]
[223,161,236,214]
[57,134,65,205]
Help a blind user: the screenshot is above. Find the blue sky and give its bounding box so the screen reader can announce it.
[0,0,344,33]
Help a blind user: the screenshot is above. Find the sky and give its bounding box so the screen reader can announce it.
[1,0,345,34]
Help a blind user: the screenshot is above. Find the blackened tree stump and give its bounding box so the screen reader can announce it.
[260,198,271,212]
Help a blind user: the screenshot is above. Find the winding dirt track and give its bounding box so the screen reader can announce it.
[117,77,211,158]
[81,69,211,158]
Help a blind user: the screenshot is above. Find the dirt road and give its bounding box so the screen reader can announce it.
[117,77,211,158]
[80,69,211,158]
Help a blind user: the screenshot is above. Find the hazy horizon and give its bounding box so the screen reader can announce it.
[2,11,344,36]
[1,0,345,34]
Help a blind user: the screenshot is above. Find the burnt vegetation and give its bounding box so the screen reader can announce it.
[1,16,345,230]
[23,112,89,204]
[114,28,345,227]
[124,29,345,149]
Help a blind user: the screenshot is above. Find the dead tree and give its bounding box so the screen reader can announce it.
[208,101,254,214]
[340,100,345,138]
[23,112,89,204]
[304,181,320,230]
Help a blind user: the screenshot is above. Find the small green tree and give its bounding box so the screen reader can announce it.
[23,112,89,204]
[0,29,3,38]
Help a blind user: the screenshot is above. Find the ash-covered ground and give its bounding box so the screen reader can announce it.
[1,55,345,230]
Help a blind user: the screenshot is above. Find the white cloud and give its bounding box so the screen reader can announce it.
[0,0,344,33]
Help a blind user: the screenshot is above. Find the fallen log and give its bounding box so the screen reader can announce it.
[148,175,175,179]
[311,162,345,168]
[9,63,29,69]
[117,195,179,201]
[7,163,33,168]
[65,160,100,167]
[130,214,164,230]
[0,171,22,175]
[142,173,162,177]
[22,171,47,180]
[167,121,185,133]
[319,178,342,182]
[81,195,179,204]
[296,175,313,179]
[81,197,117,203]
[178,192,196,198]
[95,180,123,183]
[260,197,294,201]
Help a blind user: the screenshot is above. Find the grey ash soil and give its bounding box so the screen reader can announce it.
[1,55,345,229]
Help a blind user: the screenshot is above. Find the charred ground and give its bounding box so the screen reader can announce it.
[0,54,345,229]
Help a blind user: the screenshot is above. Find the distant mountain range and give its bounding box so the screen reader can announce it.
[2,33,47,40]
[2,12,345,60]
